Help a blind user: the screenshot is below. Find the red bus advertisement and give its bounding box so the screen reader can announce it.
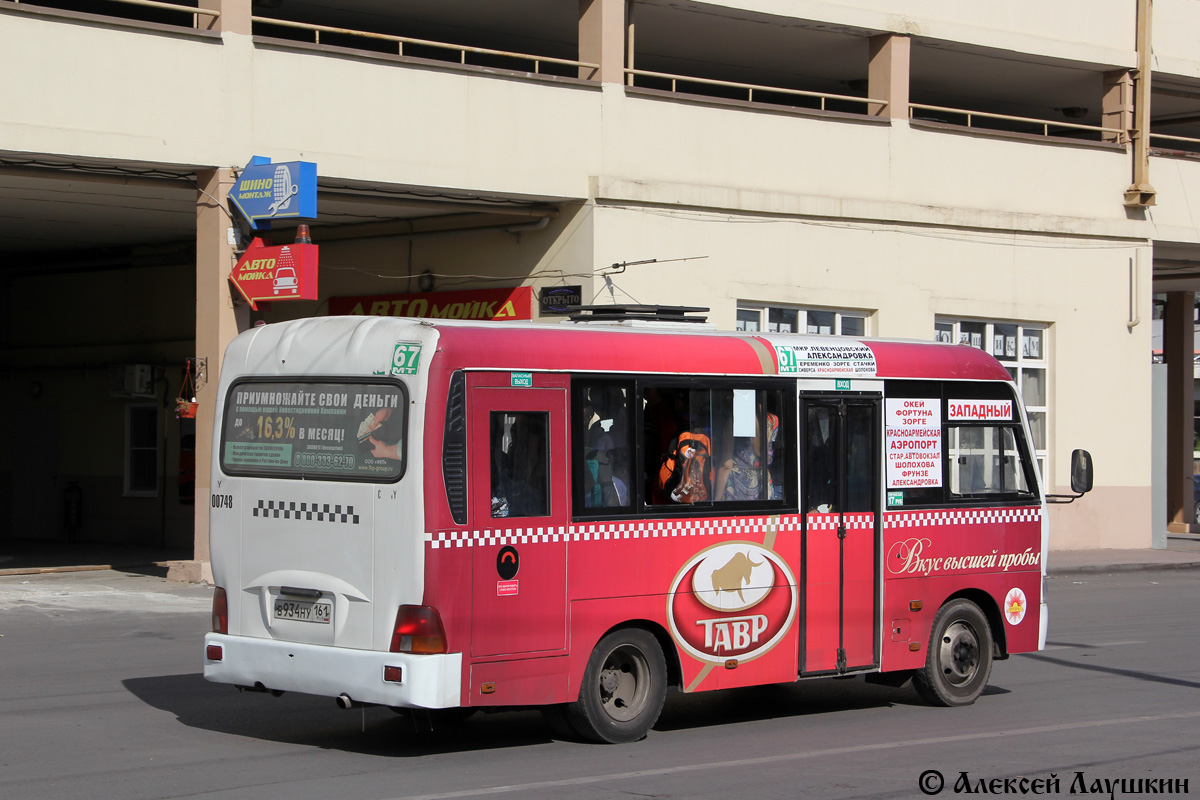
[203,313,1090,743]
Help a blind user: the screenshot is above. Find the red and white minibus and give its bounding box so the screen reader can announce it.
[203,309,1090,743]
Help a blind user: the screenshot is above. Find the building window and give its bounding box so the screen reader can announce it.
[935,318,1048,478]
[737,304,868,336]
[125,405,160,497]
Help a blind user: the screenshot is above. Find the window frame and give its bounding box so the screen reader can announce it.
[571,375,797,521]
[124,403,161,498]
[883,379,1041,510]
[945,422,1037,501]
[488,410,551,519]
[737,303,870,337]
[218,376,409,483]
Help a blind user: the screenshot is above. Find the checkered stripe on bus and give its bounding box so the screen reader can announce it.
[424,506,1041,548]
[425,516,803,548]
[804,513,875,531]
[882,507,1041,528]
[252,499,360,524]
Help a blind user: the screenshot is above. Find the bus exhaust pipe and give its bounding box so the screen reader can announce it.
[336,693,356,709]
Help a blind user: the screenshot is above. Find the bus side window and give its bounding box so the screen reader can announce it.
[579,383,632,508]
[714,389,782,503]
[490,412,549,518]
[644,387,718,505]
[948,425,1031,497]
[805,405,837,512]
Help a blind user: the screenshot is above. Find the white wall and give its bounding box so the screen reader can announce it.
[1153,0,1200,79]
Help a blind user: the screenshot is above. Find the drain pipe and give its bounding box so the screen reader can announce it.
[1125,0,1157,207]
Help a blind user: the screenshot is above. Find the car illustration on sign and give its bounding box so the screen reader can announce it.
[273,266,298,294]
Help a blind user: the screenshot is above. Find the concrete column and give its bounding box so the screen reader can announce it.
[197,0,251,34]
[171,168,247,582]
[868,34,910,120]
[578,0,627,83]
[1164,291,1194,532]
[1102,70,1133,145]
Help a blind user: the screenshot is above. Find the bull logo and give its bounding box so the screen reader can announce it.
[710,551,763,603]
[667,540,798,665]
[691,544,775,613]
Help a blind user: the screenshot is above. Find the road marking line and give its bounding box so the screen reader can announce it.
[386,709,1200,800]
[1039,640,1144,651]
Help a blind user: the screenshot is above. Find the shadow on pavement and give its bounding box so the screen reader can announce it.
[123,671,937,753]
[123,672,562,756]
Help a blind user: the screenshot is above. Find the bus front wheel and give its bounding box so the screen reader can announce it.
[913,598,993,707]
[568,628,667,743]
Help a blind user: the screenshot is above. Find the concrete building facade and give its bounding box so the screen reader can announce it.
[3,0,1199,577]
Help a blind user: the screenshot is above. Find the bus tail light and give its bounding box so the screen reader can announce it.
[212,587,228,634]
[390,605,447,654]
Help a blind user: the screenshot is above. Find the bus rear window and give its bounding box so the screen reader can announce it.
[220,379,407,481]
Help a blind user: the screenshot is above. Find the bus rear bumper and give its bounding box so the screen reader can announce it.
[203,633,463,709]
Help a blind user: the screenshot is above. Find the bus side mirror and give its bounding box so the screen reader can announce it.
[1070,449,1093,494]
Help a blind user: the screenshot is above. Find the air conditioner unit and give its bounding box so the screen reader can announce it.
[109,364,156,398]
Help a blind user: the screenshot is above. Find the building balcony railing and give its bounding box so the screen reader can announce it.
[909,103,1124,141]
[1150,131,1200,156]
[623,67,884,115]
[6,0,216,27]
[251,16,597,77]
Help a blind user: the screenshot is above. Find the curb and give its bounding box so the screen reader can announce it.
[0,562,171,578]
[1048,560,1200,575]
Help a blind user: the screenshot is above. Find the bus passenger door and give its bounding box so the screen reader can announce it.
[800,395,880,675]
[467,373,569,657]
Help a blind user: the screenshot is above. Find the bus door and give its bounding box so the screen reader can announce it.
[799,394,880,675]
[467,372,569,657]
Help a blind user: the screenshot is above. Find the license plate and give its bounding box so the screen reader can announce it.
[273,599,332,624]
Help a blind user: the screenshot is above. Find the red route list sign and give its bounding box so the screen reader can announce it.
[229,238,319,311]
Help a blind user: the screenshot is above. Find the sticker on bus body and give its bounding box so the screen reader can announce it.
[667,542,797,665]
[1004,587,1027,625]
[391,342,422,376]
[772,342,876,377]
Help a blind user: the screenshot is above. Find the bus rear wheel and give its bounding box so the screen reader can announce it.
[568,628,667,744]
[913,598,993,707]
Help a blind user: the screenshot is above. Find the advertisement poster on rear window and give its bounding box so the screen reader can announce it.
[221,380,406,480]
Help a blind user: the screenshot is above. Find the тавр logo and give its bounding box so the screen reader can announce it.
[667,542,797,664]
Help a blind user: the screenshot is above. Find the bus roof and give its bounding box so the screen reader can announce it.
[222,317,1013,383]
[431,319,1013,382]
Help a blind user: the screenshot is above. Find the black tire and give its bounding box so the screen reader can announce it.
[1193,499,1200,526]
[913,599,993,707]
[540,703,583,741]
[567,628,668,744]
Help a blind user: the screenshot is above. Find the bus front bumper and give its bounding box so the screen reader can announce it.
[203,633,463,709]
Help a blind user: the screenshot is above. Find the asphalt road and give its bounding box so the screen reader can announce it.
[0,568,1197,800]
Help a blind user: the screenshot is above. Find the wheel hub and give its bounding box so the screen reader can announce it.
[940,621,980,687]
[599,667,621,695]
[596,645,651,722]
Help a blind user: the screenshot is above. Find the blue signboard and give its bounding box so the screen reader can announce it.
[230,157,317,230]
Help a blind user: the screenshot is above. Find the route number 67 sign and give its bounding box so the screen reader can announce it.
[391,343,422,376]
